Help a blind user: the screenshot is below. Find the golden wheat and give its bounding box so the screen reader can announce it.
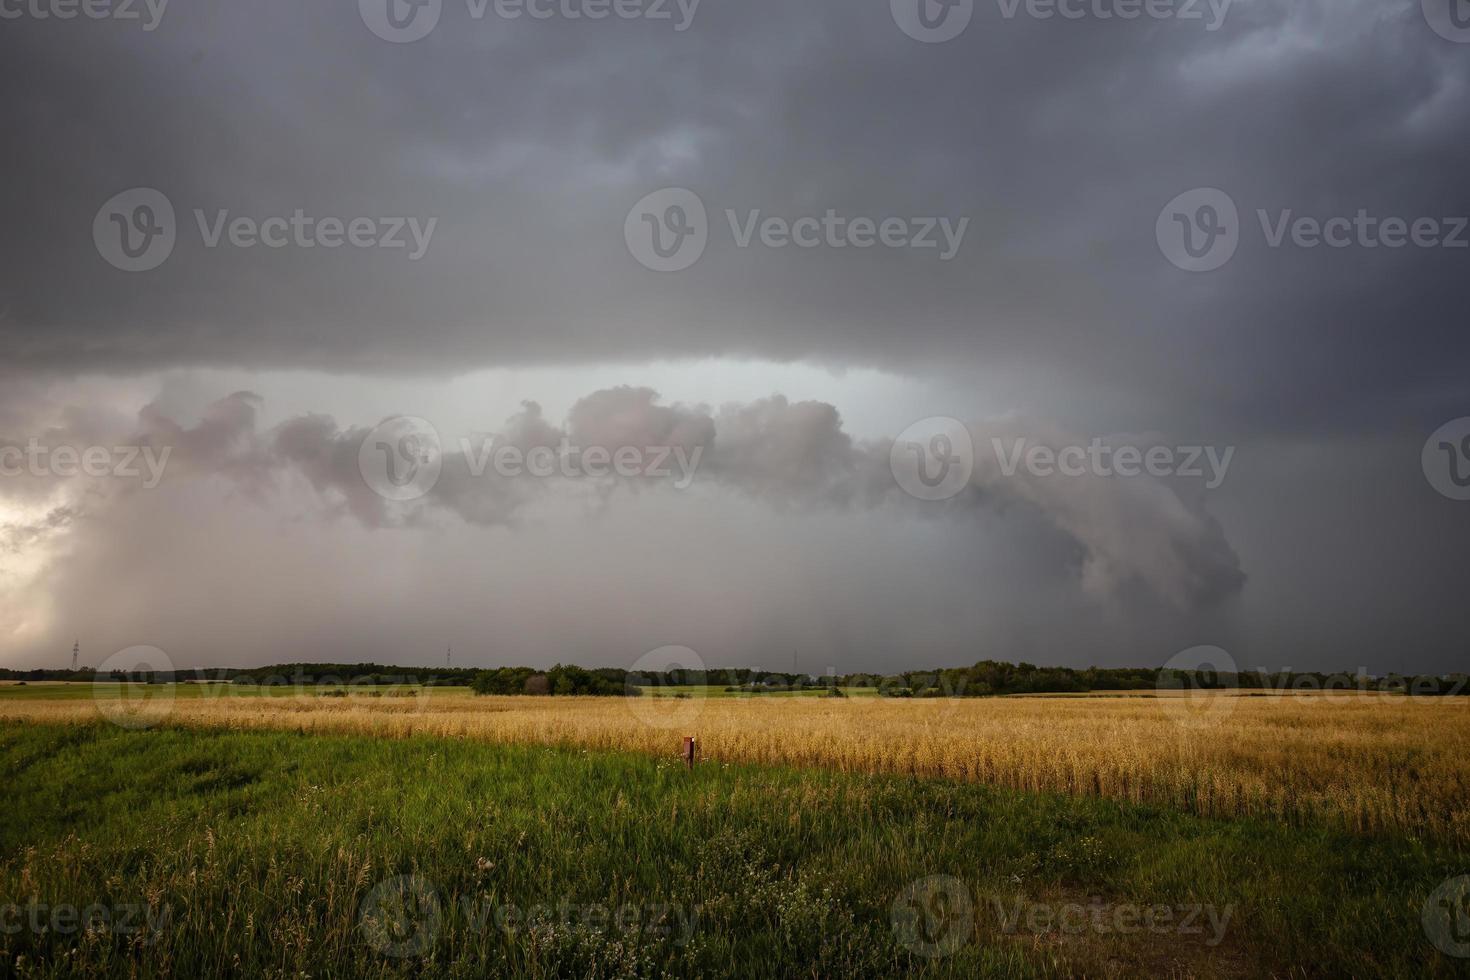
[5,690,1467,842]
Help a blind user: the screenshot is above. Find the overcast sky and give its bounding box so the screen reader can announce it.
[1,0,1467,675]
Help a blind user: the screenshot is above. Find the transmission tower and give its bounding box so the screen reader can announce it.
[71,640,79,671]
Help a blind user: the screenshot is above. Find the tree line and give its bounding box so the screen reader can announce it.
[4,660,1465,697]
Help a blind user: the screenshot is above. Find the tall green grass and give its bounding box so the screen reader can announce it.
[0,722,1463,978]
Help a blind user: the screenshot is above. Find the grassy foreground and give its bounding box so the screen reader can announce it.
[2,722,1466,978]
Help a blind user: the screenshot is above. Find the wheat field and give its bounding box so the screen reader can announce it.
[5,688,1466,843]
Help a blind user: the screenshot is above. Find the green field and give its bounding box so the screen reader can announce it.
[0,683,474,701]
[638,684,881,698]
[0,683,878,702]
[1,722,1464,978]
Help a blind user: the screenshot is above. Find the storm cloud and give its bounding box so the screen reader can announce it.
[0,0,1466,672]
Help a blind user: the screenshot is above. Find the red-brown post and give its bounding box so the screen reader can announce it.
[682,735,697,770]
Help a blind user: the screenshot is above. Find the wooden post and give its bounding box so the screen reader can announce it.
[682,735,697,770]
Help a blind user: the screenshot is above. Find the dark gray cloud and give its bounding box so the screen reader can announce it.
[0,0,1466,672]
[1,0,1465,436]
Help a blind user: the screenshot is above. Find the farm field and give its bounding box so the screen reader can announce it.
[0,682,475,700]
[0,683,876,700]
[2,721,1467,979]
[2,686,1469,843]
